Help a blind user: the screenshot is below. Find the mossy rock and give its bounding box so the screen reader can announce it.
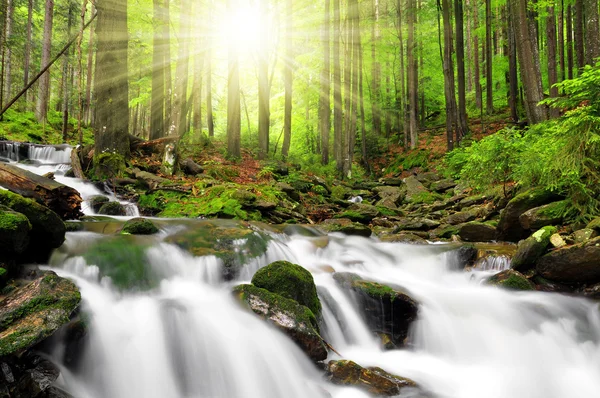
[0,207,31,254]
[458,222,498,242]
[233,284,327,362]
[252,261,321,318]
[536,236,600,284]
[379,233,427,244]
[587,217,600,232]
[88,195,110,213]
[122,218,159,235]
[511,226,557,272]
[486,269,534,291]
[0,190,65,259]
[336,203,380,224]
[318,218,372,237]
[0,271,81,356]
[519,200,567,231]
[83,237,154,290]
[93,152,126,180]
[65,221,84,232]
[98,201,126,216]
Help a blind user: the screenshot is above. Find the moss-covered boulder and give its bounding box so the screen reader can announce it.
[88,195,109,213]
[326,360,420,396]
[0,190,65,260]
[233,284,327,362]
[458,222,497,242]
[497,189,562,242]
[486,269,534,291]
[0,271,80,356]
[318,218,372,237]
[98,201,126,216]
[379,232,427,244]
[573,228,598,243]
[336,203,380,224]
[0,207,31,254]
[536,236,600,284]
[373,186,406,209]
[511,226,557,272]
[430,179,457,193]
[518,201,566,231]
[121,218,159,235]
[586,217,600,232]
[446,209,479,225]
[333,272,418,347]
[251,261,321,317]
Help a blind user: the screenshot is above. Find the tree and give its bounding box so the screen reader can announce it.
[454,0,467,142]
[440,0,457,150]
[282,0,293,158]
[259,0,271,159]
[227,0,241,158]
[371,0,382,137]
[23,0,34,109]
[93,0,130,157]
[333,0,343,171]
[36,0,55,122]
[547,5,559,118]
[585,0,600,65]
[319,0,331,165]
[407,0,418,148]
[150,0,165,140]
[485,0,493,114]
[173,0,191,137]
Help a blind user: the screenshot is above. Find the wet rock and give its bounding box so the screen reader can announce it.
[233,284,327,362]
[536,236,600,284]
[0,207,31,254]
[373,186,405,209]
[458,222,497,242]
[518,201,566,230]
[403,176,429,203]
[98,201,126,216]
[511,226,556,273]
[0,272,81,356]
[88,195,109,213]
[0,353,73,398]
[450,244,478,267]
[276,182,300,201]
[549,233,567,248]
[379,233,427,244]
[318,218,372,237]
[486,269,534,291]
[64,221,84,232]
[497,189,562,242]
[252,261,321,317]
[429,179,457,193]
[337,203,380,224]
[393,217,440,232]
[332,272,418,347]
[586,217,600,232]
[532,275,572,293]
[446,209,479,225]
[180,157,204,175]
[326,359,420,396]
[429,224,460,240]
[122,217,159,235]
[573,228,598,243]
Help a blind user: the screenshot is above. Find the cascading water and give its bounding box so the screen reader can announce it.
[46,227,600,398]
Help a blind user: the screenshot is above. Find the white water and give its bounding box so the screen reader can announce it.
[47,229,600,398]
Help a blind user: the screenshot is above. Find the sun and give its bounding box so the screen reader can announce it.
[218,2,264,55]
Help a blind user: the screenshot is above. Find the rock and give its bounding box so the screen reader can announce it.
[586,217,600,232]
[98,201,126,216]
[536,236,600,284]
[497,189,562,242]
[518,201,566,230]
[430,179,457,193]
[415,172,441,186]
[0,190,66,261]
[511,226,557,272]
[455,194,487,210]
[231,190,257,207]
[549,233,567,248]
[486,269,534,291]
[161,143,176,176]
[458,222,497,242]
[403,176,429,203]
[326,360,420,396]
[88,195,109,213]
[333,272,418,347]
[446,209,479,225]
[276,182,300,201]
[337,203,380,224]
[573,228,598,243]
[379,233,427,244]
[318,218,372,237]
[122,218,159,235]
[0,207,31,254]
[233,284,327,361]
[0,272,81,356]
[373,186,405,209]
[180,157,204,175]
[379,177,404,186]
[532,275,572,293]
[393,217,440,232]
[429,224,460,240]
[450,244,478,267]
[252,261,321,317]
[131,168,170,188]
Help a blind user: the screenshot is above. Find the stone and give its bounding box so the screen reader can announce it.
[276,182,300,201]
[446,209,479,225]
[415,172,441,186]
[180,157,204,175]
[429,224,460,240]
[373,186,405,209]
[458,222,497,242]
[536,236,600,284]
[121,218,159,235]
[233,284,327,362]
[393,217,440,232]
[511,226,557,272]
[573,228,598,243]
[88,195,109,213]
[549,233,567,248]
[429,179,457,193]
[486,269,534,291]
[252,261,321,317]
[379,233,427,244]
[318,218,372,237]
[337,203,380,224]
[0,207,31,254]
[379,177,404,186]
[98,201,126,216]
[586,217,600,232]
[403,176,429,203]
[326,360,420,396]
[455,194,487,210]
[518,201,566,230]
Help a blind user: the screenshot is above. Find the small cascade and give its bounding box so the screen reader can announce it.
[27,144,72,164]
[473,254,512,271]
[0,141,24,161]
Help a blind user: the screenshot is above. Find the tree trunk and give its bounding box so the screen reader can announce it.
[319,0,331,165]
[333,0,343,172]
[258,0,271,159]
[3,0,13,105]
[345,0,360,178]
[567,4,574,79]
[441,0,457,151]
[358,35,368,173]
[473,0,482,111]
[574,0,584,69]
[192,26,203,137]
[62,4,74,142]
[85,12,95,126]
[282,0,293,158]
[547,6,560,118]
[454,0,468,143]
[173,0,191,138]
[94,0,130,157]
[150,0,165,140]
[485,0,493,114]
[407,0,418,148]
[397,0,408,147]
[507,0,519,122]
[342,4,352,176]
[558,0,565,81]
[227,0,241,158]
[162,0,172,131]
[36,0,54,122]
[23,0,34,109]
[206,3,214,138]
[371,0,382,137]
[585,0,600,64]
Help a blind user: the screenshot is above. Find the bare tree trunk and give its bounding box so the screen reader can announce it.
[397,0,408,147]
[574,0,584,69]
[227,0,241,158]
[192,24,203,137]
[441,0,457,151]
[333,0,343,172]
[358,35,368,173]
[346,0,360,178]
[485,0,493,114]
[258,0,271,159]
[62,4,74,142]
[473,0,482,110]
[319,0,331,165]
[343,8,352,176]
[282,0,293,158]
[0,0,6,111]
[206,2,214,138]
[407,0,418,148]
[466,0,472,92]
[173,0,191,137]
[558,0,565,81]
[547,6,560,118]
[3,0,13,105]
[371,0,382,137]
[150,0,165,140]
[507,0,519,122]
[585,0,600,64]
[567,4,574,78]
[85,12,95,126]
[23,0,34,109]
[36,0,54,122]
[455,0,467,143]
[162,0,172,132]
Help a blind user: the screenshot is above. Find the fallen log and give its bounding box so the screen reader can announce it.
[131,136,179,154]
[0,163,83,219]
[70,146,85,179]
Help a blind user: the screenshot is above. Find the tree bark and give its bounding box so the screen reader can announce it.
[558,0,565,81]
[485,0,493,114]
[454,0,468,143]
[259,0,271,159]
[23,0,33,109]
[151,0,166,140]
[585,0,600,64]
[3,0,13,106]
[227,0,241,158]
[36,0,54,122]
[84,12,95,126]
[61,4,74,142]
[206,2,214,138]
[547,6,560,118]
[441,0,457,151]
[162,0,172,131]
[574,0,584,69]
[282,0,293,158]
[173,0,191,138]
[507,0,519,122]
[567,4,574,79]
[333,0,343,172]
[371,0,382,137]
[319,0,331,165]
[407,0,418,148]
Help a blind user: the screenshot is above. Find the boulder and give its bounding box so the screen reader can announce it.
[486,269,534,291]
[252,261,321,317]
[379,177,403,187]
[403,176,430,203]
[511,226,556,272]
[429,179,457,193]
[0,207,31,254]
[518,201,566,230]
[0,354,74,398]
[88,195,110,213]
[98,201,126,216]
[497,189,562,242]
[549,233,567,248]
[121,218,159,235]
[573,228,598,243]
[276,182,300,201]
[458,222,497,242]
[180,157,204,175]
[393,217,440,232]
[318,218,372,237]
[373,186,405,209]
[0,272,81,356]
[536,236,600,284]
[326,360,420,396]
[586,217,600,232]
[455,194,487,210]
[428,224,460,240]
[337,203,380,224]
[450,244,478,268]
[415,172,441,186]
[379,233,427,244]
[333,272,418,347]
[446,209,479,225]
[233,284,327,362]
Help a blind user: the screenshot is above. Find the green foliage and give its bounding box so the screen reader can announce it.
[0,110,94,145]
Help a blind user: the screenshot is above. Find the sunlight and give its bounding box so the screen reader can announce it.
[218,3,264,55]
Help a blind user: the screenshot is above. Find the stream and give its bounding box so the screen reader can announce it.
[3,142,600,398]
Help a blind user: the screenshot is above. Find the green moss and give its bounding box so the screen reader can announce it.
[487,270,534,291]
[251,260,322,317]
[93,152,127,180]
[409,191,443,204]
[98,202,126,216]
[65,221,84,232]
[122,218,159,235]
[336,210,369,223]
[376,206,398,217]
[0,208,31,253]
[537,200,569,219]
[331,185,349,201]
[354,280,397,300]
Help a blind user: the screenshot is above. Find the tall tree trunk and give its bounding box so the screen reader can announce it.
[258,0,271,159]
[507,0,519,122]
[454,0,467,143]
[345,0,360,178]
[282,0,293,158]
[371,0,382,137]
[23,0,34,109]
[173,0,191,137]
[574,0,584,69]
[3,0,13,105]
[85,13,95,126]
[150,0,165,140]
[473,0,482,111]
[0,0,6,110]
[227,0,241,158]
[407,0,418,148]
[466,0,472,92]
[162,0,172,131]
[343,6,352,176]
[485,0,493,114]
[62,4,74,142]
[398,0,408,147]
[358,35,368,173]
[333,0,343,171]
[319,0,331,165]
[511,0,548,124]
[36,0,54,122]
[206,1,214,138]
[94,0,130,157]
[441,0,457,151]
[585,0,600,64]
[567,4,574,78]
[558,0,565,81]
[192,24,203,137]
[547,6,560,118]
